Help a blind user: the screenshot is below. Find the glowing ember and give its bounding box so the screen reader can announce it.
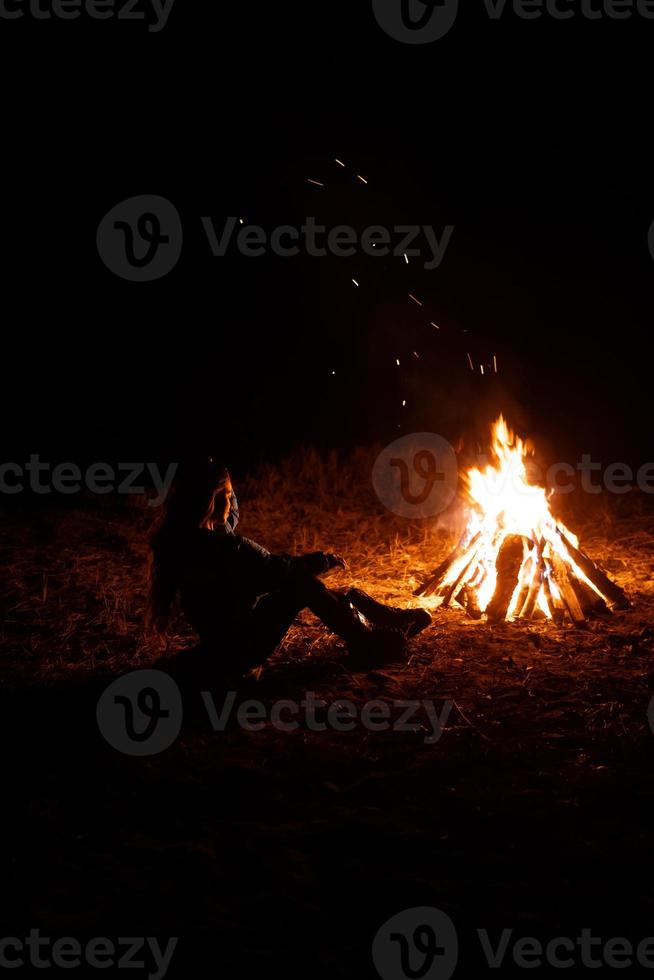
[416,416,629,624]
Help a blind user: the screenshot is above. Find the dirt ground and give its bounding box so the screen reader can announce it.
[2,450,654,978]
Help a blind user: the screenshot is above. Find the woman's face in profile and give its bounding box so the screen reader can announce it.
[212,478,233,525]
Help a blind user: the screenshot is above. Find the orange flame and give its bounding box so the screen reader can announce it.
[435,416,606,620]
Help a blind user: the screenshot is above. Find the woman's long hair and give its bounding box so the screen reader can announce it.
[148,459,230,636]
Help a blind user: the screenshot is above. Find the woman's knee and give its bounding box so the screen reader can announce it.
[288,572,327,605]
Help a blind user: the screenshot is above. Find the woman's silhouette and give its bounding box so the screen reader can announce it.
[149,459,431,674]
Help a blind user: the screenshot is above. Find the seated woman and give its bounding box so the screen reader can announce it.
[148,459,431,674]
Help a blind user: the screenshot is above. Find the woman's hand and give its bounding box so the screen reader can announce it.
[325,553,347,571]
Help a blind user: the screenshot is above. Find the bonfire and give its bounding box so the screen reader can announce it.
[415,416,629,624]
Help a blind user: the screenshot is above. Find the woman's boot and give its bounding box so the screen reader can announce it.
[307,587,408,667]
[345,588,432,638]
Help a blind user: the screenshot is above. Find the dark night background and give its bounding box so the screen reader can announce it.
[3,6,654,978]
[1,1,652,475]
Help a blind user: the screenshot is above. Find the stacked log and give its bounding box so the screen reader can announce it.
[486,536,524,622]
[415,526,629,625]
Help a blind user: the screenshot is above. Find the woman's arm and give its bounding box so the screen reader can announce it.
[232,536,342,593]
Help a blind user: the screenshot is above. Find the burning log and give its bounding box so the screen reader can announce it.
[550,552,586,626]
[542,568,565,624]
[440,544,482,608]
[517,538,545,619]
[414,532,481,598]
[570,576,609,618]
[556,529,629,610]
[412,416,630,626]
[462,586,483,619]
[486,535,524,621]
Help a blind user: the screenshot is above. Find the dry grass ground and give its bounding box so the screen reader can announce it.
[2,449,654,978]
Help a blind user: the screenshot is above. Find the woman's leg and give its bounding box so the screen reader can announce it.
[186,577,341,675]
[242,575,351,664]
[345,588,432,637]
[241,574,407,669]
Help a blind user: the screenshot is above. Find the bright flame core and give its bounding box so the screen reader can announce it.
[439,416,604,620]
